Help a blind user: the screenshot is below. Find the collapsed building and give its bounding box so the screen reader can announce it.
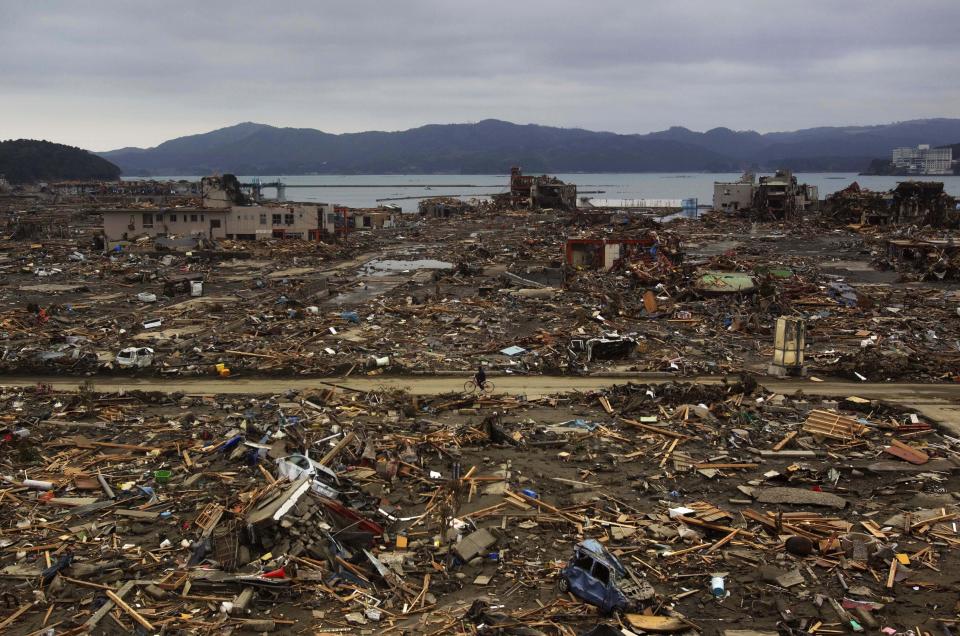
[751,169,819,221]
[328,206,401,236]
[823,181,957,228]
[418,196,474,218]
[885,238,960,280]
[101,174,401,243]
[565,231,682,271]
[495,166,576,210]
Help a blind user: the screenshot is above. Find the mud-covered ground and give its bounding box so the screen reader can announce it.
[1,380,958,634]
[2,196,960,383]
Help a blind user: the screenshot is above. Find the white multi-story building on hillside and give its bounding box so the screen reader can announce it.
[892,144,953,175]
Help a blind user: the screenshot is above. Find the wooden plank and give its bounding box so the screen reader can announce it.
[0,603,34,631]
[115,509,160,520]
[688,501,732,523]
[620,418,689,440]
[706,529,739,554]
[910,512,957,531]
[802,410,866,441]
[85,580,136,629]
[694,463,759,470]
[676,515,755,538]
[625,614,687,632]
[106,589,154,631]
[772,430,797,452]
[658,439,680,468]
[318,431,356,466]
[884,439,929,465]
[861,520,887,539]
[886,559,897,588]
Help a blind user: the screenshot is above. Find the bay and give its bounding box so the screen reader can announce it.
[126,172,960,213]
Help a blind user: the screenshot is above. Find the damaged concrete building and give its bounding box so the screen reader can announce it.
[751,169,819,221]
[101,174,405,242]
[712,172,756,212]
[101,202,338,242]
[326,207,401,236]
[497,166,576,210]
[418,196,474,218]
[823,180,957,228]
[565,232,681,271]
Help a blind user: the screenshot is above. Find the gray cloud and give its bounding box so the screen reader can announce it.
[2,0,959,150]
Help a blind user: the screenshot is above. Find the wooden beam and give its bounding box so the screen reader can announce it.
[318,431,356,466]
[84,580,136,630]
[620,418,689,439]
[106,590,154,631]
[0,603,34,631]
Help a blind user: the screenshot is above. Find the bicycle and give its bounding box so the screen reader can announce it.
[463,379,495,395]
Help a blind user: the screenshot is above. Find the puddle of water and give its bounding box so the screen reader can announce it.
[327,258,454,305]
[361,259,453,277]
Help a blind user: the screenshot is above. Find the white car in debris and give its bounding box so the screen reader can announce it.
[116,347,154,368]
[275,454,341,500]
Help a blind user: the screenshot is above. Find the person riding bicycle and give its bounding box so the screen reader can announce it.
[475,365,487,390]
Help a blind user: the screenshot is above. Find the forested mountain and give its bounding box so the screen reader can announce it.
[98,118,960,175]
[1,139,121,183]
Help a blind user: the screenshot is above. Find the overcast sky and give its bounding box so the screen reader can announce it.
[2,0,959,151]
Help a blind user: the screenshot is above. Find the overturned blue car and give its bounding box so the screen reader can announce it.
[558,539,655,614]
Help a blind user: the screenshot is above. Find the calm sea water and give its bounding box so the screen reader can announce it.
[130,173,960,213]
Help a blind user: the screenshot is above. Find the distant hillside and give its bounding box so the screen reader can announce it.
[99,118,960,175]
[0,139,121,183]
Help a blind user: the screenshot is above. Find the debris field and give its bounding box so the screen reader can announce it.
[1,379,959,634]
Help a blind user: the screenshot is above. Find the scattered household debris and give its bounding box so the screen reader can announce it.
[0,378,956,633]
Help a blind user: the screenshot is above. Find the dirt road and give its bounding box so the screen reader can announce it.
[6,373,960,433]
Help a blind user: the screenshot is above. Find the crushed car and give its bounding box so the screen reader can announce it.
[115,346,155,368]
[275,453,341,500]
[558,539,655,614]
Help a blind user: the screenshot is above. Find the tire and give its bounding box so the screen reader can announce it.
[463,380,477,393]
[482,381,495,394]
[557,576,570,593]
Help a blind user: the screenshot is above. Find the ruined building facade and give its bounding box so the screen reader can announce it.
[823,180,957,228]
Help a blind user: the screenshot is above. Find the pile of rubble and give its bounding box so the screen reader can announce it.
[1,379,959,633]
[4,184,960,383]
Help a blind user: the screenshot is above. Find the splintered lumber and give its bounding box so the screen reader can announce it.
[884,439,929,465]
[658,438,680,468]
[195,503,225,538]
[85,580,137,629]
[106,589,155,631]
[706,529,739,554]
[909,512,957,531]
[772,430,798,451]
[886,559,897,588]
[224,349,279,359]
[694,462,758,470]
[803,410,867,441]
[675,515,755,538]
[861,519,888,539]
[756,450,819,458]
[687,501,733,523]
[625,614,687,632]
[620,418,689,439]
[512,490,580,524]
[0,603,34,631]
[319,431,356,466]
